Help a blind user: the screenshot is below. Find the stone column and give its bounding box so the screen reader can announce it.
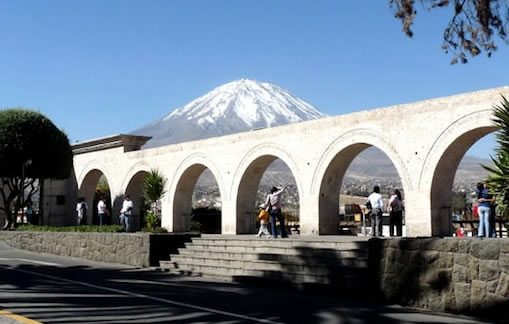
[221,199,236,234]
[299,195,319,235]
[404,190,433,237]
[160,198,174,232]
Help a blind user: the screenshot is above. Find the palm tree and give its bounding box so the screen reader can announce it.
[482,96,509,220]
[143,169,167,229]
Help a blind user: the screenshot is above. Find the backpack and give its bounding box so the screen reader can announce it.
[366,200,372,210]
[391,197,402,212]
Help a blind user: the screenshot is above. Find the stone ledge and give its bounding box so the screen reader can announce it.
[370,237,509,319]
[0,231,197,267]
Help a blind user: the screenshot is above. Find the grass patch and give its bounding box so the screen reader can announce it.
[140,226,168,233]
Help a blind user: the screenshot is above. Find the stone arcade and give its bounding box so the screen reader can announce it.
[42,86,509,237]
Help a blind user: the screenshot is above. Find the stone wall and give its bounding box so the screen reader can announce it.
[369,238,509,319]
[0,232,196,267]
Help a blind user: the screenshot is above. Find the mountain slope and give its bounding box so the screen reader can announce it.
[132,79,327,148]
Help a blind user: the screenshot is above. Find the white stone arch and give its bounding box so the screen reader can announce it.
[76,160,114,226]
[77,160,113,191]
[418,109,496,236]
[119,161,153,231]
[167,153,226,232]
[231,143,303,234]
[120,161,152,194]
[311,129,411,234]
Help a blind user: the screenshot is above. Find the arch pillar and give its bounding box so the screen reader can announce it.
[399,190,432,237]
[299,195,319,235]
[110,187,125,226]
[160,199,173,231]
[220,199,237,234]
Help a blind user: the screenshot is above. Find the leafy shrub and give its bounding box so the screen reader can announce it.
[141,226,168,233]
[143,210,162,232]
[191,221,202,233]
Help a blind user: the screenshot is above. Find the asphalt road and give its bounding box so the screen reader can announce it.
[0,241,492,324]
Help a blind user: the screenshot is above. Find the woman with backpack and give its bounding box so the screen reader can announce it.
[388,188,403,237]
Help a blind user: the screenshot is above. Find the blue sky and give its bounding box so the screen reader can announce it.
[1,0,508,157]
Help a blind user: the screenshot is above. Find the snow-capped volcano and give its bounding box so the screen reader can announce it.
[132,79,327,148]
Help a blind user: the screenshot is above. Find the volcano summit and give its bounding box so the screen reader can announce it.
[131,79,326,148]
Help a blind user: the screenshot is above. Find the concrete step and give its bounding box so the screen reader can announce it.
[187,238,368,251]
[169,254,367,275]
[159,260,368,288]
[160,236,370,292]
[182,244,367,258]
[175,249,368,268]
[160,260,244,277]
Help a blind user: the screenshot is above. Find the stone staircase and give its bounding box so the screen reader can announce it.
[159,235,370,291]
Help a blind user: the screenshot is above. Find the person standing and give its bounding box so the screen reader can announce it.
[255,204,271,238]
[120,195,133,232]
[477,183,493,238]
[97,197,108,226]
[388,189,403,237]
[265,185,288,238]
[76,198,87,226]
[26,201,33,225]
[367,186,384,237]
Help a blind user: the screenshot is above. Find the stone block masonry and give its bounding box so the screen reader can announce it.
[0,232,197,267]
[369,238,509,319]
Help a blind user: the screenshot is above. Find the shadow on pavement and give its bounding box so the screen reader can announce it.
[0,258,494,324]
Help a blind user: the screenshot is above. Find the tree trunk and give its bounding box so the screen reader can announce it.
[0,177,18,229]
[0,177,38,229]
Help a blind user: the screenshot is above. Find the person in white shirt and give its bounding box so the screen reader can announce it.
[76,198,87,226]
[97,198,108,226]
[367,186,384,237]
[120,195,134,232]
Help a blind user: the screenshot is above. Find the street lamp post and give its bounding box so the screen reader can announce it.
[20,159,32,224]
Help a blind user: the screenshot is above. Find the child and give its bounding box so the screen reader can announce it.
[256,204,271,238]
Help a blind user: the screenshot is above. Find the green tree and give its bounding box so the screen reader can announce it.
[483,96,509,219]
[96,176,110,196]
[142,169,167,230]
[390,0,509,64]
[0,109,73,228]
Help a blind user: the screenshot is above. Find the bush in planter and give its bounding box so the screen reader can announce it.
[142,169,167,228]
[140,211,167,233]
[141,226,168,233]
[143,211,158,230]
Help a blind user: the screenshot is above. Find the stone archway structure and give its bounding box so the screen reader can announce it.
[52,86,509,236]
[419,111,497,236]
[231,143,302,234]
[166,153,226,233]
[77,160,113,226]
[310,128,411,235]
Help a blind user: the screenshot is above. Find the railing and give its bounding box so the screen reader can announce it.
[338,204,368,235]
[447,207,509,237]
